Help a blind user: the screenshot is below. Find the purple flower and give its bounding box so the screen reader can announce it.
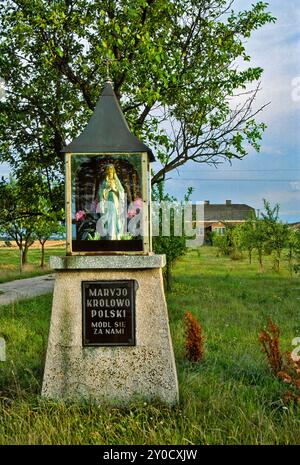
[127,198,143,218]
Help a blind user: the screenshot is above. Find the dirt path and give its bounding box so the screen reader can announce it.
[0,274,55,305]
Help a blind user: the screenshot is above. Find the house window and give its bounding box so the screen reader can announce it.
[215,227,225,235]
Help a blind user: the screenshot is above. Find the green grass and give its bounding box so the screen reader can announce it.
[0,247,65,283]
[0,247,300,444]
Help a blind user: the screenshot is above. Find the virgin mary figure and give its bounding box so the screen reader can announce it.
[96,164,125,240]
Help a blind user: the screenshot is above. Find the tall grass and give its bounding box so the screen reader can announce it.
[0,247,300,444]
[0,248,65,283]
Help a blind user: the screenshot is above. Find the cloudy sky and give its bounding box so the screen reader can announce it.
[1,1,299,222]
[165,0,300,222]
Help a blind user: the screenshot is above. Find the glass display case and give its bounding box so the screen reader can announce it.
[66,152,150,254]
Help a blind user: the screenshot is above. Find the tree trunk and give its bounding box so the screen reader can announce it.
[248,249,252,264]
[288,248,292,266]
[274,250,280,272]
[288,247,293,273]
[258,250,264,272]
[40,241,46,268]
[19,246,23,274]
[22,245,29,265]
[22,238,34,265]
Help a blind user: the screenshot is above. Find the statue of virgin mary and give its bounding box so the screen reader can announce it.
[96,164,125,240]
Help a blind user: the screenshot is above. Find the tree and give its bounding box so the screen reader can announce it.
[32,198,64,268]
[239,216,256,264]
[0,1,275,191]
[212,223,236,257]
[0,174,63,270]
[261,199,289,272]
[213,230,231,256]
[252,218,268,272]
[286,227,300,274]
[0,176,37,270]
[152,183,188,291]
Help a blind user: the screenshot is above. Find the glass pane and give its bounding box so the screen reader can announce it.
[71,154,145,250]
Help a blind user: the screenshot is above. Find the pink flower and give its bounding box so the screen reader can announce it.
[75,210,86,221]
[127,210,136,218]
[127,198,143,218]
[134,197,143,209]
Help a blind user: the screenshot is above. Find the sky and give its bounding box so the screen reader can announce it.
[0,0,299,222]
[162,0,300,222]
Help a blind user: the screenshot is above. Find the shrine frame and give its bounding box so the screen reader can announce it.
[65,152,151,255]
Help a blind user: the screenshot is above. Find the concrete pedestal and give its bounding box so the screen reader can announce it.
[42,255,179,405]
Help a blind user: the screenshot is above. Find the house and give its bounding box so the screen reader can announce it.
[289,222,300,230]
[193,200,255,243]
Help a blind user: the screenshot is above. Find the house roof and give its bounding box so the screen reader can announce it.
[202,203,255,222]
[62,81,155,161]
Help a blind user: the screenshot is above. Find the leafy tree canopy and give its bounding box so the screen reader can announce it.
[0,0,275,196]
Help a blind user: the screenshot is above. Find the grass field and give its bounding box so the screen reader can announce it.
[0,246,300,444]
[0,243,65,283]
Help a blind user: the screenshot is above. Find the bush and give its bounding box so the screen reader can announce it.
[230,250,243,261]
[213,234,231,256]
[153,235,186,291]
[294,264,300,274]
[259,319,300,404]
[184,311,205,363]
[152,183,189,291]
[259,318,283,375]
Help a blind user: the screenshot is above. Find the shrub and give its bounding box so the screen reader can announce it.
[184,311,205,363]
[152,183,188,291]
[277,353,300,405]
[294,264,300,274]
[213,226,240,258]
[153,235,186,291]
[230,250,243,261]
[213,234,231,256]
[259,319,300,404]
[259,318,283,375]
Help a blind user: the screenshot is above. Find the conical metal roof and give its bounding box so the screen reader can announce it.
[62,81,155,161]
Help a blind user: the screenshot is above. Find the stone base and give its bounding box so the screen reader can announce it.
[42,255,179,406]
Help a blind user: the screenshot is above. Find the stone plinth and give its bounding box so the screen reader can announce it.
[49,254,166,270]
[42,255,179,405]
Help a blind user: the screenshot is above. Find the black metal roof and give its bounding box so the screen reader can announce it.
[62,81,155,161]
